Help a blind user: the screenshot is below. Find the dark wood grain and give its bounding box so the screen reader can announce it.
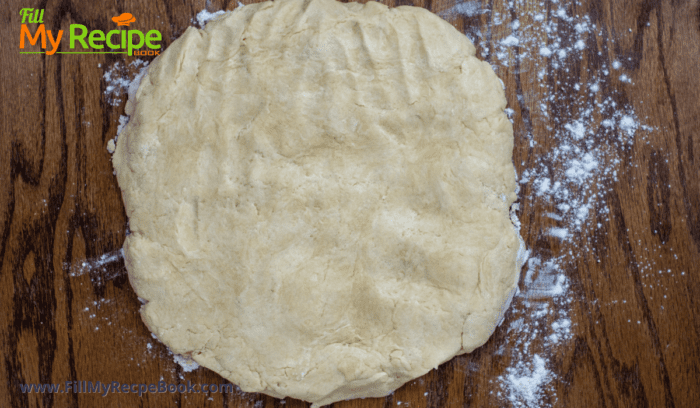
[2,0,699,407]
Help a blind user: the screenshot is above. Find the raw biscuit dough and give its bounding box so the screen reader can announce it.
[113,0,525,405]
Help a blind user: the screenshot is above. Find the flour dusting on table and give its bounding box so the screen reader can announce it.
[173,353,201,373]
[438,0,655,406]
[194,9,228,27]
[103,59,149,106]
[68,249,124,279]
[193,2,245,27]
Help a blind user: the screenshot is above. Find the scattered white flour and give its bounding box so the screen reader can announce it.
[502,35,520,47]
[619,115,639,136]
[194,2,246,27]
[619,73,633,83]
[66,250,126,332]
[439,1,484,18]
[116,115,129,135]
[522,257,568,299]
[103,64,146,152]
[195,9,228,27]
[439,0,656,406]
[173,354,200,372]
[68,249,124,278]
[501,355,551,407]
[102,59,149,106]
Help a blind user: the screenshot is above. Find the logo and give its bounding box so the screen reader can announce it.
[19,8,161,56]
[112,13,136,26]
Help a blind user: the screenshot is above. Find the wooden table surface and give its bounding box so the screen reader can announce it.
[2,0,699,407]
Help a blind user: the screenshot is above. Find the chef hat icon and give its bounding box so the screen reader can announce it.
[112,13,136,26]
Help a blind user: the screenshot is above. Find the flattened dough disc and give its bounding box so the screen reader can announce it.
[113,0,524,405]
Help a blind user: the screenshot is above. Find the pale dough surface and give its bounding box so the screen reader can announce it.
[113,0,523,405]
